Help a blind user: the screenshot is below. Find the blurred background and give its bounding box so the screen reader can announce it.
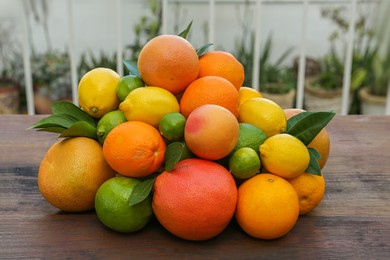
[0,0,389,115]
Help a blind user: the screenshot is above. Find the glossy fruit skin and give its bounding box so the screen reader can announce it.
[103,121,166,178]
[38,137,115,212]
[159,112,186,141]
[198,51,245,90]
[116,75,144,101]
[95,176,153,233]
[152,158,237,241]
[78,68,121,118]
[180,76,240,118]
[96,110,127,145]
[235,173,299,239]
[184,104,239,161]
[137,34,199,95]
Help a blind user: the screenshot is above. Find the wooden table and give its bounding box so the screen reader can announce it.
[1,115,389,259]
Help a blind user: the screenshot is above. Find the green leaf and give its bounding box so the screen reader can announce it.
[29,114,79,130]
[164,142,186,171]
[58,121,98,140]
[286,111,335,145]
[178,20,193,39]
[51,101,96,127]
[305,148,322,176]
[123,59,141,78]
[197,43,213,57]
[37,126,67,133]
[128,177,156,207]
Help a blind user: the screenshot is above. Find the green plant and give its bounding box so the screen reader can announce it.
[0,22,21,80]
[78,51,118,79]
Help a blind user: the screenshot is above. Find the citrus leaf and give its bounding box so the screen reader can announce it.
[197,43,213,57]
[128,177,156,207]
[123,59,141,78]
[178,20,193,39]
[29,114,79,130]
[164,142,186,171]
[286,111,335,145]
[305,148,322,176]
[58,121,98,139]
[51,101,96,127]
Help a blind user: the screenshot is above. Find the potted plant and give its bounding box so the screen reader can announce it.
[305,5,376,114]
[29,51,72,114]
[0,22,21,114]
[358,2,390,115]
[235,32,296,108]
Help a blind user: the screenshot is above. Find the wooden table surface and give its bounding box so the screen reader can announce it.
[1,114,389,259]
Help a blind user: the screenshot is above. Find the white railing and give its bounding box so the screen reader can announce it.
[16,0,389,115]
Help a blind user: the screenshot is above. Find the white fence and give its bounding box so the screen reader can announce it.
[6,0,390,115]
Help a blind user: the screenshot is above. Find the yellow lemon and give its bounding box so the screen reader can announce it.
[119,86,180,128]
[259,133,310,179]
[239,87,262,106]
[238,97,286,137]
[78,68,121,118]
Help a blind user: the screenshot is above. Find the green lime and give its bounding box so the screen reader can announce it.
[96,110,127,145]
[95,176,153,233]
[229,147,261,180]
[116,75,144,101]
[231,123,267,155]
[159,112,186,141]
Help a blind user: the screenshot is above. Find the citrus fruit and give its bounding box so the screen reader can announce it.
[38,137,115,212]
[198,51,245,90]
[153,158,237,241]
[288,172,326,215]
[103,121,166,178]
[137,34,199,94]
[184,104,239,160]
[229,147,261,180]
[119,86,180,128]
[260,133,310,179]
[231,123,267,155]
[180,76,240,118]
[239,86,262,105]
[116,75,144,101]
[284,108,330,168]
[235,173,299,239]
[96,110,127,145]
[78,67,121,118]
[95,176,153,233]
[238,97,286,137]
[159,112,186,141]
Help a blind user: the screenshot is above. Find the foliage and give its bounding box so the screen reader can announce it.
[78,51,118,79]
[0,22,21,80]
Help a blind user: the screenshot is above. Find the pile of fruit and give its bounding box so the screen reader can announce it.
[31,23,335,241]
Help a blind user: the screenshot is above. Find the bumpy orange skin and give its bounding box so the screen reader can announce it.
[103,121,166,178]
[198,51,245,90]
[137,34,199,95]
[38,137,116,212]
[180,76,240,118]
[184,104,239,160]
[235,173,299,239]
[152,158,238,241]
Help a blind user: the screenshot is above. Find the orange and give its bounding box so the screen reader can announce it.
[137,34,199,95]
[152,158,237,241]
[184,104,239,160]
[38,137,115,212]
[103,121,166,178]
[288,172,326,215]
[284,108,330,168]
[198,51,245,90]
[180,76,240,118]
[235,173,299,239]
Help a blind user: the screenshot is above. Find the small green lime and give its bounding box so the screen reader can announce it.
[231,123,267,155]
[229,147,261,180]
[96,110,127,145]
[95,176,153,233]
[159,112,186,141]
[116,75,144,101]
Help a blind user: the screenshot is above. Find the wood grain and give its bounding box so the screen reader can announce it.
[1,115,389,259]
